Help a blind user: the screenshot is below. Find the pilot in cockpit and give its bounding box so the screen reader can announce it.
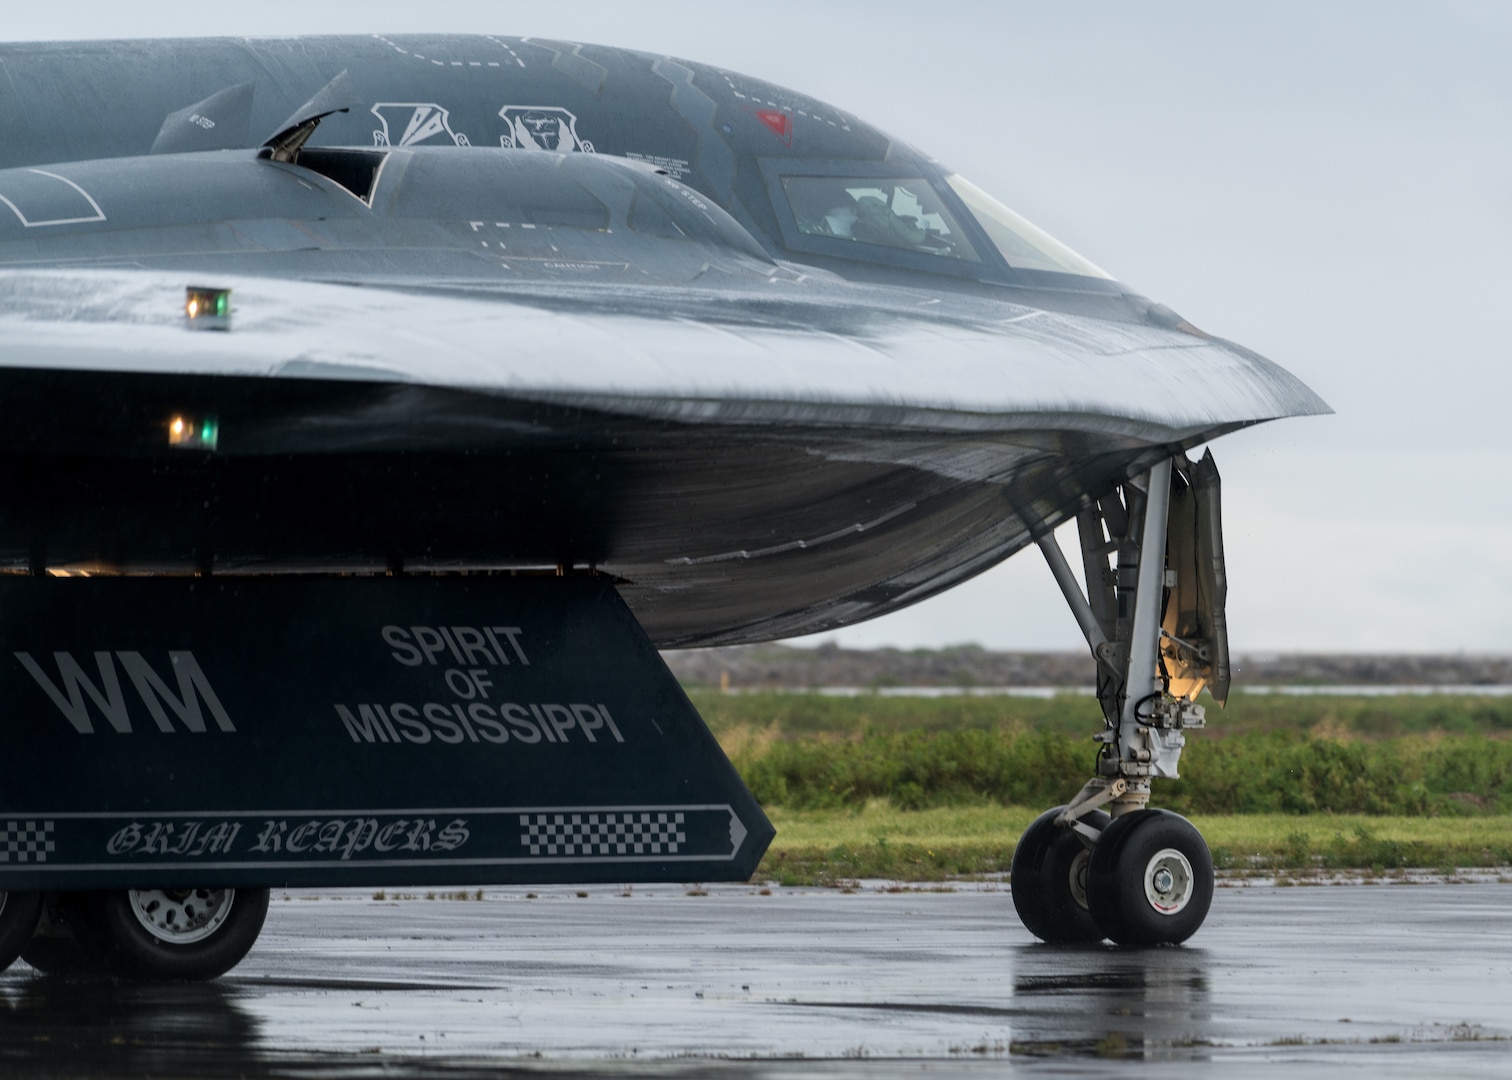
[783,176,967,260]
[849,193,929,249]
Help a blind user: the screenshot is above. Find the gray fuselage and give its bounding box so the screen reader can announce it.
[0,36,1326,644]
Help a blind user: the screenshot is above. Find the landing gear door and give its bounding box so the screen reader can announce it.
[1160,450,1231,705]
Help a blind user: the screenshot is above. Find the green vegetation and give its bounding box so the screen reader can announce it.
[705,690,1512,816]
[690,688,1512,740]
[755,805,1512,885]
[720,723,1512,816]
[694,690,1512,882]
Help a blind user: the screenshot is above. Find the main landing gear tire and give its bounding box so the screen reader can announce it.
[1086,809,1214,947]
[21,887,270,980]
[1010,806,1110,944]
[0,891,43,972]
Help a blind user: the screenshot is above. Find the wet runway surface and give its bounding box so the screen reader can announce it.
[2,881,1510,1078]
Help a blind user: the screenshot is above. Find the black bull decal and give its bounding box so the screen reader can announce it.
[0,575,771,890]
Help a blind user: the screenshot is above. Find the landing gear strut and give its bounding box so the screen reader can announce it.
[1013,452,1227,946]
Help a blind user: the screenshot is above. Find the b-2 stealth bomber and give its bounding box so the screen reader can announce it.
[0,34,1327,979]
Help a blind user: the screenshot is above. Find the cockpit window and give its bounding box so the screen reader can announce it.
[780,176,980,262]
[944,174,1111,279]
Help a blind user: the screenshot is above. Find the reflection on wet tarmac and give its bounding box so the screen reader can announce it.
[1009,944,1212,1059]
[0,978,261,1078]
[0,883,1509,1078]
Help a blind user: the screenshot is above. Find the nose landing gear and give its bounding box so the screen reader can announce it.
[1009,806,1109,944]
[1014,453,1227,947]
[1086,809,1214,945]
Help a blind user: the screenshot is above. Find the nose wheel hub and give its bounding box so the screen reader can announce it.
[1144,848,1194,914]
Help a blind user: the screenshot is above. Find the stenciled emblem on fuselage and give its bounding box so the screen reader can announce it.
[498,105,594,152]
[371,103,471,147]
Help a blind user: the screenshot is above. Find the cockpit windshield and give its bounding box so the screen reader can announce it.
[781,176,980,262]
[944,174,1111,279]
[774,170,1111,282]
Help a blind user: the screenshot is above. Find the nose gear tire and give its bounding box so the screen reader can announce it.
[1086,809,1213,946]
[1010,806,1111,943]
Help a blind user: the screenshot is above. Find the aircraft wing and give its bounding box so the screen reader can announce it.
[0,268,1323,440]
[0,35,1328,645]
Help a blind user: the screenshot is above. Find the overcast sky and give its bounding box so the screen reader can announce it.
[4,2,1508,653]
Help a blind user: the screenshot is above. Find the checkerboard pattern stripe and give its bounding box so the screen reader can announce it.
[0,820,55,863]
[520,811,687,856]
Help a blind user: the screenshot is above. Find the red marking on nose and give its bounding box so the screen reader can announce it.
[755,109,793,145]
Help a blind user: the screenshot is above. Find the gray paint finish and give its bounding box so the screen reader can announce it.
[0,35,1326,645]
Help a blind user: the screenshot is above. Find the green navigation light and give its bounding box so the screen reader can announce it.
[168,414,221,451]
[185,285,233,331]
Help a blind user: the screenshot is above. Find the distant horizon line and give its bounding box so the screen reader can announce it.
[751,643,1512,658]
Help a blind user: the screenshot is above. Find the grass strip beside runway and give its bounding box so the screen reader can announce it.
[704,693,1512,817]
[690,689,1512,740]
[754,806,1512,885]
[703,691,1512,883]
